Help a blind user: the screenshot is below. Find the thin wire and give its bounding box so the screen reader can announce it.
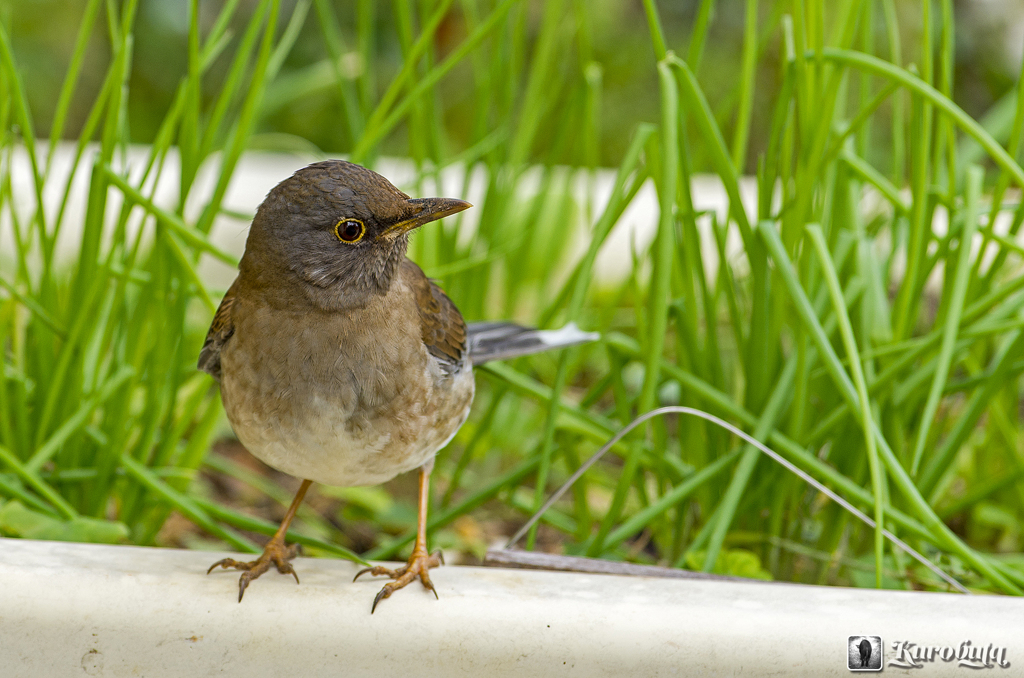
[505,406,970,594]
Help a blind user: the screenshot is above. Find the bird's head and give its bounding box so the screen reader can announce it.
[240,159,470,310]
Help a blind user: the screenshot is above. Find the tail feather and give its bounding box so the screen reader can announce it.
[467,321,599,365]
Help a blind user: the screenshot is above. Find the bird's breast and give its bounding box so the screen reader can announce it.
[219,292,473,487]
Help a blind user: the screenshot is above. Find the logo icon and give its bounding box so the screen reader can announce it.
[849,636,883,671]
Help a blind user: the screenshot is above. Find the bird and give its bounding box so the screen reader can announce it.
[198,159,597,612]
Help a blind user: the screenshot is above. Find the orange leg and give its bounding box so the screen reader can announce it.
[354,461,443,613]
[208,479,313,602]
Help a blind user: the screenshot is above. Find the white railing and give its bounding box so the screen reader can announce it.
[0,538,1018,676]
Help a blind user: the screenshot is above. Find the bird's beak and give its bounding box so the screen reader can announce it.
[380,197,472,240]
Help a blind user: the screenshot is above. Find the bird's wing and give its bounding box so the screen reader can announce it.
[403,260,467,376]
[197,279,239,381]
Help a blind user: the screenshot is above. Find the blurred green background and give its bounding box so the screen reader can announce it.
[8,0,1024,168]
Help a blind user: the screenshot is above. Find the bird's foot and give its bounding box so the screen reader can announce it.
[353,548,444,613]
[207,537,301,602]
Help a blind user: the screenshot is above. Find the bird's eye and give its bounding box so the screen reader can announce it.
[334,218,366,244]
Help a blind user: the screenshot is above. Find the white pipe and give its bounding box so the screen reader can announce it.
[0,539,1019,676]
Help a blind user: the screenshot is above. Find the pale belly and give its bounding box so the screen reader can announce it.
[218,303,475,487]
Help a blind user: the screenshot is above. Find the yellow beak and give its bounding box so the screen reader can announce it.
[380,197,472,240]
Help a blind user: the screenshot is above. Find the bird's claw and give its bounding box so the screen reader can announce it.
[207,541,302,602]
[355,549,444,613]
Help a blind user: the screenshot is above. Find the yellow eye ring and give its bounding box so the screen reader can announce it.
[334,218,366,244]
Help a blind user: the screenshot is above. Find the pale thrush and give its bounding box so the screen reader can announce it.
[198,159,595,611]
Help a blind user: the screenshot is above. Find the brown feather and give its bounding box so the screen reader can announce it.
[198,279,239,380]
[402,260,466,375]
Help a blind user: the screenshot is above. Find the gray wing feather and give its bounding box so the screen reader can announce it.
[467,322,599,365]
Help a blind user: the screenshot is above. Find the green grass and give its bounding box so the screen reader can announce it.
[2,0,1024,594]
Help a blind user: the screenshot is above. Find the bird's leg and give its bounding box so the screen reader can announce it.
[354,460,443,613]
[207,478,313,602]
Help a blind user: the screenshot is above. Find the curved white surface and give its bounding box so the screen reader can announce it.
[0,539,1020,676]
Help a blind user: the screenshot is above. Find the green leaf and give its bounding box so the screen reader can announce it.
[685,548,773,581]
[0,501,128,544]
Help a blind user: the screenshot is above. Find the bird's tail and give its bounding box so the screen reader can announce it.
[467,322,599,365]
